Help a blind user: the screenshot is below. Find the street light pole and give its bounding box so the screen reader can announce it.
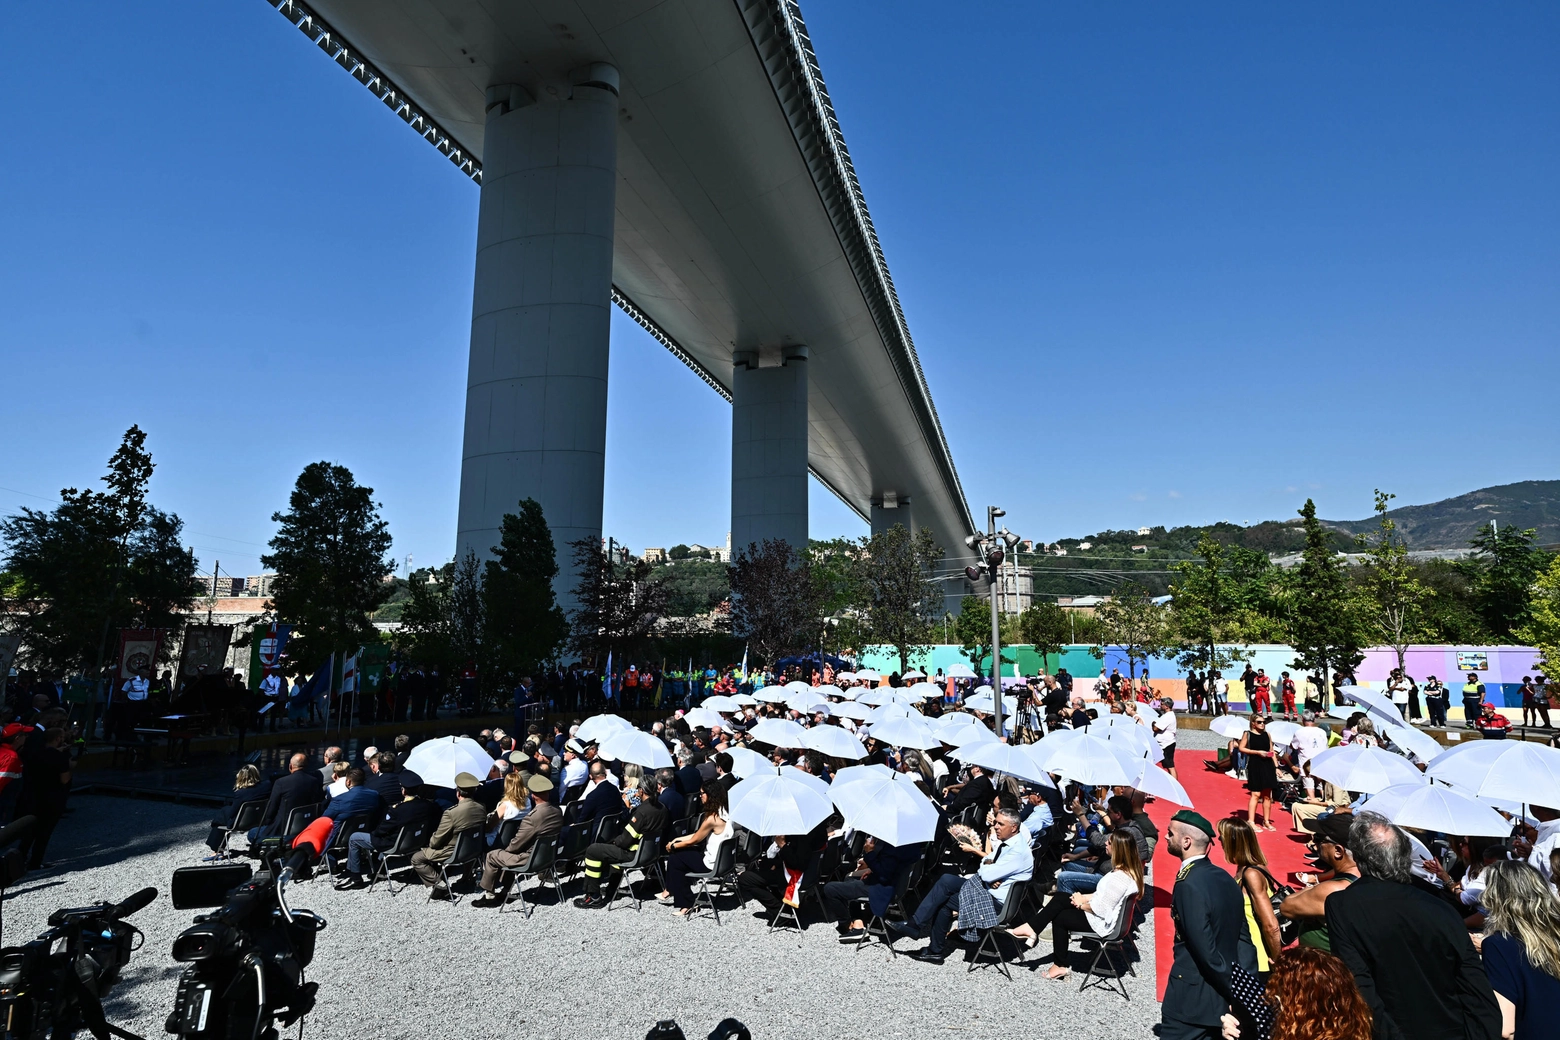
[986,508,1005,739]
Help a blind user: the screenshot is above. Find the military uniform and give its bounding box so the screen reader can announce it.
[1163,855,1245,1040]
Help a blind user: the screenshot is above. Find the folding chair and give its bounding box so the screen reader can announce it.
[282,803,320,843]
[368,825,422,895]
[1078,895,1139,999]
[733,825,764,865]
[838,831,867,879]
[857,861,922,957]
[606,837,663,912]
[673,813,701,838]
[552,822,593,888]
[498,834,561,917]
[768,846,828,932]
[967,885,1028,980]
[493,816,523,851]
[427,826,485,905]
[686,841,738,925]
[210,800,266,859]
[591,811,626,844]
[321,814,376,875]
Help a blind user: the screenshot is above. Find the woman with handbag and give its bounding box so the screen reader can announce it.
[1218,817,1285,979]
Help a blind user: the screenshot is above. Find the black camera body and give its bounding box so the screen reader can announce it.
[0,889,155,1040]
[165,856,324,1040]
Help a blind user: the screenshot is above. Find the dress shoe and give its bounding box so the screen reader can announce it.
[911,948,947,965]
[887,921,922,941]
[469,894,503,909]
[334,875,369,891]
[429,886,453,902]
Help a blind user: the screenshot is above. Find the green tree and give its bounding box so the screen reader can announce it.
[567,535,669,661]
[728,539,822,666]
[668,544,691,561]
[262,462,394,677]
[482,499,568,687]
[1467,522,1552,640]
[1358,490,1431,677]
[807,536,869,656]
[394,566,454,672]
[1521,555,1560,679]
[1170,532,1253,677]
[954,595,992,674]
[1089,582,1171,680]
[649,558,730,617]
[1286,499,1365,696]
[1018,600,1070,673]
[862,523,945,674]
[0,426,198,677]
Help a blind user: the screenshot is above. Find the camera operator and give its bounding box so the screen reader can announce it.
[18,727,71,870]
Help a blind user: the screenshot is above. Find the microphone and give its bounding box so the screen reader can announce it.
[0,816,35,849]
[109,886,158,920]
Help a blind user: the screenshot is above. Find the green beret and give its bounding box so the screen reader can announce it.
[1171,809,1215,839]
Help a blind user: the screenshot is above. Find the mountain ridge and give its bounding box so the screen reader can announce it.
[1321,480,1560,550]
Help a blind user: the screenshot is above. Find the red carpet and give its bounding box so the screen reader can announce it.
[1142,751,1316,1000]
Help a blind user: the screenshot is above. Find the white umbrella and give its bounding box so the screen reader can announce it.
[1357,783,1513,837]
[946,664,977,679]
[903,670,926,681]
[867,702,918,724]
[700,694,741,713]
[830,771,940,845]
[1133,762,1193,807]
[935,712,981,731]
[576,713,634,744]
[749,718,809,748]
[778,764,832,798]
[972,684,995,699]
[1022,728,1090,774]
[856,670,882,682]
[682,707,726,729]
[1042,733,1146,787]
[786,690,830,714]
[1265,720,1302,745]
[1209,716,1250,739]
[1378,721,1446,764]
[1337,684,1406,728]
[829,701,873,722]
[800,725,868,760]
[965,691,1019,715]
[830,763,895,789]
[403,736,494,789]
[1427,740,1560,808]
[1090,716,1159,762]
[866,715,943,750]
[785,680,812,692]
[753,685,791,703]
[597,729,674,769]
[727,769,834,836]
[836,671,858,683]
[814,685,848,701]
[1308,744,1426,794]
[726,745,771,779]
[941,722,998,748]
[833,686,861,701]
[908,682,943,700]
[949,741,1056,787]
[730,693,759,707]
[857,688,915,707]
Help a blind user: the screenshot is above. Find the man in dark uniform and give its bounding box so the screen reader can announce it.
[573,784,670,908]
[1162,810,1246,1040]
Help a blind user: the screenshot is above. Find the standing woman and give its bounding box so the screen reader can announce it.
[1477,859,1560,1040]
[1423,675,1448,729]
[1239,715,1280,831]
[1520,676,1540,729]
[1218,817,1284,977]
[658,781,732,916]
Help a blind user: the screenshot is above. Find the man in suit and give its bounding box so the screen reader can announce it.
[942,764,996,819]
[1161,810,1245,1040]
[571,761,622,827]
[656,769,686,835]
[1327,812,1500,1040]
[675,748,704,798]
[820,836,923,941]
[364,752,403,805]
[737,820,828,914]
[249,753,324,843]
[410,772,487,900]
[318,747,344,785]
[473,775,564,907]
[336,785,441,890]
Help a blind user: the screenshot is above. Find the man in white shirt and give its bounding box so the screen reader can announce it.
[890,809,1033,964]
[1153,697,1179,777]
[1288,711,1331,797]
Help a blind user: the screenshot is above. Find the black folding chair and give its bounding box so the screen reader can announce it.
[211,799,266,858]
[498,834,562,917]
[856,861,923,957]
[551,822,593,887]
[672,813,701,838]
[493,817,523,851]
[321,814,376,875]
[427,826,485,905]
[282,803,320,843]
[1078,896,1139,1000]
[686,841,738,925]
[839,831,867,879]
[591,812,626,844]
[734,825,764,865]
[768,846,828,931]
[368,824,422,895]
[607,837,663,912]
[967,885,1028,980]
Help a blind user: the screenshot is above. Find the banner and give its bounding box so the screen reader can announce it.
[116,629,163,682]
[247,622,292,690]
[358,644,391,692]
[341,650,360,695]
[179,625,233,679]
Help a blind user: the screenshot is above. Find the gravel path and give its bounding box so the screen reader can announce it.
[3,797,1160,1040]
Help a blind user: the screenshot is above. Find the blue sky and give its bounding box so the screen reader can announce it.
[2,2,1555,579]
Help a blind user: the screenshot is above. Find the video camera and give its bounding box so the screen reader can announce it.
[0,884,157,1040]
[166,846,325,1040]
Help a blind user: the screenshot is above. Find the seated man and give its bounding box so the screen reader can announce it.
[249,753,324,843]
[472,775,563,907]
[409,772,487,900]
[336,784,441,890]
[573,782,670,908]
[364,751,404,805]
[890,808,1032,964]
[318,767,383,848]
[821,836,922,941]
[571,760,622,827]
[736,821,827,914]
[1055,796,1147,897]
[1019,786,1055,847]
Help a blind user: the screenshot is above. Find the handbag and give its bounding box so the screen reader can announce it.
[1256,866,1299,946]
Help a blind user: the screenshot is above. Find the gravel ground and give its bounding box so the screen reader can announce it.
[1173,725,1230,751]
[3,796,1161,1040]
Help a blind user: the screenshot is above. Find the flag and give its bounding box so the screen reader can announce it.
[291,654,333,709]
[248,622,292,690]
[603,651,614,701]
[740,645,748,684]
[341,650,360,695]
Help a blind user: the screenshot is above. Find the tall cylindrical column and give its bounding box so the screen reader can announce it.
[457,70,618,610]
[730,349,809,558]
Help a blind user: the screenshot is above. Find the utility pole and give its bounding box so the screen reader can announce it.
[964,507,1021,738]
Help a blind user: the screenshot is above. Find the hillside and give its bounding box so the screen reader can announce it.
[1323,480,1560,550]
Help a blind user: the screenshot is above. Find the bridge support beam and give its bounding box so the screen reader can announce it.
[731,348,809,560]
[456,67,619,608]
[871,494,914,539]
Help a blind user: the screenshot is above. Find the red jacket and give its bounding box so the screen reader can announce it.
[0,746,20,796]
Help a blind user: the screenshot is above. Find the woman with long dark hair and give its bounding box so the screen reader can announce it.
[658,781,732,916]
[1007,829,1143,980]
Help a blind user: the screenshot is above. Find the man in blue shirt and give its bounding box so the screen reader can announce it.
[890,809,1033,963]
[321,768,384,847]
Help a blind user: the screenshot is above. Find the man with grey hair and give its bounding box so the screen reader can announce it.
[889,807,1031,964]
[1326,812,1500,1040]
[318,746,344,784]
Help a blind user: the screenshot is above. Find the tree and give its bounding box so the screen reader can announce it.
[1286,499,1365,696]
[807,536,870,657]
[1358,490,1431,677]
[448,551,485,669]
[0,426,198,676]
[394,565,454,672]
[861,524,945,674]
[1018,600,1070,673]
[1090,582,1171,680]
[1467,522,1552,641]
[1521,555,1560,679]
[669,544,691,561]
[728,539,821,666]
[482,499,568,686]
[1170,532,1253,678]
[567,535,668,661]
[262,462,394,676]
[954,595,992,674]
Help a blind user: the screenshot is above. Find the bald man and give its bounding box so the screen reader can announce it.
[251,752,326,843]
